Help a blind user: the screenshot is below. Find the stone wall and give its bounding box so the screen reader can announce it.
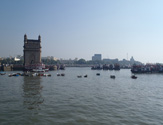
[24,36,41,66]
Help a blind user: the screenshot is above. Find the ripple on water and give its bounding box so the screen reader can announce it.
[1,69,163,125]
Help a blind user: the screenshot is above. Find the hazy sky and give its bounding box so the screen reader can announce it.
[0,0,163,63]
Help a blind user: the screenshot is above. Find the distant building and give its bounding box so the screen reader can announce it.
[16,55,23,60]
[14,57,20,61]
[92,54,102,61]
[23,34,42,68]
[130,56,135,63]
[103,58,119,63]
[74,58,78,61]
[42,56,58,61]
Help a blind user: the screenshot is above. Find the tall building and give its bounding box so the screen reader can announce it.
[130,56,135,63]
[23,34,42,68]
[92,54,102,61]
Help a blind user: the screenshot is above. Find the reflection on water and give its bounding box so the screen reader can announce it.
[23,76,44,110]
[2,69,163,124]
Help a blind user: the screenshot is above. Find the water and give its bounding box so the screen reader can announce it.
[1,67,163,125]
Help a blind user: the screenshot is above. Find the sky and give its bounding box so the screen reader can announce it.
[0,0,163,63]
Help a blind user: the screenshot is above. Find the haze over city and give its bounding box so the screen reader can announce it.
[0,0,163,63]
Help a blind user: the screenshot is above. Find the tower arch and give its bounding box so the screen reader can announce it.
[23,34,42,69]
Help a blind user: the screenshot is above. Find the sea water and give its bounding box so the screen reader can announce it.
[1,67,163,125]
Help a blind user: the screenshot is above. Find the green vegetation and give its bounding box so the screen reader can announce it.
[0,58,23,65]
[41,59,60,65]
[0,58,142,66]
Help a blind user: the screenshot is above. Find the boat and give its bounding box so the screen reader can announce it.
[44,68,49,72]
[60,64,65,70]
[8,73,19,77]
[32,68,45,72]
[0,72,6,75]
[47,74,51,77]
[57,73,60,76]
[114,64,120,70]
[8,74,12,77]
[103,64,109,70]
[131,64,163,73]
[25,63,45,71]
[84,75,88,78]
[91,65,103,70]
[77,75,82,78]
[39,74,44,76]
[108,64,114,70]
[96,73,100,76]
[17,73,22,75]
[110,75,115,79]
[131,75,137,79]
[43,74,48,77]
[61,73,65,76]
[32,73,38,76]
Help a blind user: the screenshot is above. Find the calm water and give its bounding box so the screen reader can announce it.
[1,67,163,125]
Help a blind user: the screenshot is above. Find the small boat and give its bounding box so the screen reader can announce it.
[47,74,51,77]
[110,75,115,79]
[20,73,25,76]
[32,73,38,76]
[44,68,49,72]
[60,64,65,70]
[96,73,100,76]
[17,73,22,75]
[57,73,60,76]
[77,75,82,78]
[8,74,12,77]
[10,73,19,76]
[0,72,6,75]
[40,74,44,76]
[84,75,88,78]
[32,68,45,72]
[43,73,51,77]
[91,65,103,70]
[131,75,137,79]
[43,74,48,77]
[61,73,65,76]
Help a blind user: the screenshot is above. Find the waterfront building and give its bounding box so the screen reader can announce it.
[42,56,58,61]
[130,56,135,63]
[23,34,43,70]
[14,57,20,61]
[92,54,102,61]
[103,58,119,64]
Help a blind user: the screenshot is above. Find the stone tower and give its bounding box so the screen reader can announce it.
[23,34,42,67]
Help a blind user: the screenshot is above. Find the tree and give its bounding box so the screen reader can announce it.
[75,59,86,64]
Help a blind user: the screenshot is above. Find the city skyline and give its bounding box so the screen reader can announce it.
[1,0,163,63]
[0,53,142,66]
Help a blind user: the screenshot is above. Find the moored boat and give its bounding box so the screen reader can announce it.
[32,68,45,72]
[131,75,137,79]
[91,65,102,70]
[44,68,49,72]
[131,64,163,73]
[114,64,120,70]
[57,73,60,76]
[32,73,38,76]
[84,75,88,78]
[0,72,6,75]
[61,73,65,76]
[110,75,115,79]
